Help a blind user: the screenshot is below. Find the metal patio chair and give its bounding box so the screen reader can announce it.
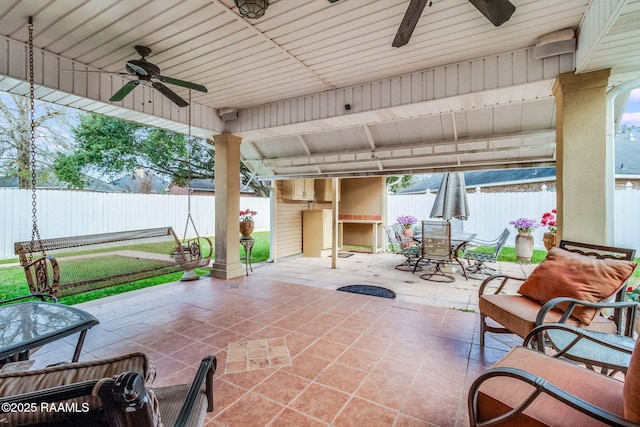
[415,220,468,282]
[461,228,510,279]
[0,352,217,427]
[385,224,422,271]
[469,332,640,426]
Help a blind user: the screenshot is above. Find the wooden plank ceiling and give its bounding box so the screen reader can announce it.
[0,0,638,179]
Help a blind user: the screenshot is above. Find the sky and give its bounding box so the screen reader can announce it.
[621,88,640,127]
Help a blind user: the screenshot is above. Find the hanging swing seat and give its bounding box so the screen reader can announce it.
[14,227,212,298]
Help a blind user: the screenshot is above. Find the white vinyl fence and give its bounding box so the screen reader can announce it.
[387,189,640,253]
[0,189,269,259]
[2,188,640,259]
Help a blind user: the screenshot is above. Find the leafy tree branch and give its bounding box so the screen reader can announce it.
[54,113,270,196]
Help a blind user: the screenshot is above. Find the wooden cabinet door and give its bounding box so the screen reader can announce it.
[283,179,314,200]
[322,210,332,249]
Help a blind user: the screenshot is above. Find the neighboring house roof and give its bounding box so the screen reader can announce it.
[111,170,170,194]
[82,177,126,193]
[169,178,257,194]
[398,168,556,194]
[190,179,215,192]
[398,134,640,194]
[0,175,122,192]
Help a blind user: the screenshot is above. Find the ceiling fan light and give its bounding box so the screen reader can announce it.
[235,0,269,19]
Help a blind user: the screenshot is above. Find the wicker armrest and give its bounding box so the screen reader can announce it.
[468,367,634,427]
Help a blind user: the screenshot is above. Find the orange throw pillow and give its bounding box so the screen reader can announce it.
[518,247,637,325]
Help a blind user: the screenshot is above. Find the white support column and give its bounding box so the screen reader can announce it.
[552,69,611,245]
[210,133,245,279]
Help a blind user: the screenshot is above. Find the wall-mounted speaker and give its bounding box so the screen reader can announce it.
[218,107,238,121]
[533,28,576,60]
[533,38,576,60]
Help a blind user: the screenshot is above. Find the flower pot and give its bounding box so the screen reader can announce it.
[515,231,534,261]
[240,220,255,237]
[543,232,557,251]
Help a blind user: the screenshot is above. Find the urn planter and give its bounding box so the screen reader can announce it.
[240,220,255,237]
[515,231,534,261]
[543,232,557,251]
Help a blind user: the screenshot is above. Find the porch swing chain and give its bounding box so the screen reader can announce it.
[28,16,44,262]
[182,90,200,242]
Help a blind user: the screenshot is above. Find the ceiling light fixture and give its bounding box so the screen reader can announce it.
[235,0,269,19]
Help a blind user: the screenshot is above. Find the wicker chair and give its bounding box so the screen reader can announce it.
[0,352,217,427]
[469,330,640,426]
[461,228,510,279]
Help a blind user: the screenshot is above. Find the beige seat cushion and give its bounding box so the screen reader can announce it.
[480,294,617,339]
[477,346,625,426]
[517,247,637,324]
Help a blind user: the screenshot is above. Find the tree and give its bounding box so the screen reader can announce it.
[54,113,270,196]
[386,175,414,193]
[0,93,72,188]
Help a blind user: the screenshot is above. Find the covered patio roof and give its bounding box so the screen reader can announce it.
[1,1,639,179]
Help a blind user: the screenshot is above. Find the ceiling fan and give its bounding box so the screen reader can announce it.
[392,0,516,47]
[327,0,516,48]
[70,45,207,107]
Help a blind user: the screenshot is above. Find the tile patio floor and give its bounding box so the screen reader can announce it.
[31,253,539,426]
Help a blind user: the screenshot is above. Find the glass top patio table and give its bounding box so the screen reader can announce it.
[546,327,635,375]
[0,301,99,363]
[413,232,477,246]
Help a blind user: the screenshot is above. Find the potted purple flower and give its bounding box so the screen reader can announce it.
[508,217,539,261]
[396,215,418,229]
[396,214,418,239]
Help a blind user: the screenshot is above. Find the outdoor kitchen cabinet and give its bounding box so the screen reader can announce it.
[314,179,340,203]
[302,209,332,257]
[283,179,315,201]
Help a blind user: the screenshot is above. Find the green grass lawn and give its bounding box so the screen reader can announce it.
[0,231,270,305]
[497,247,548,264]
[2,236,638,305]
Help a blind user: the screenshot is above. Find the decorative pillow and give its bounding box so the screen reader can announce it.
[517,247,637,325]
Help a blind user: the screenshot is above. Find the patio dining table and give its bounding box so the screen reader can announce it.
[411,232,477,280]
[413,232,477,249]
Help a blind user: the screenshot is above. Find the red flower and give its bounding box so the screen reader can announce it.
[541,209,557,233]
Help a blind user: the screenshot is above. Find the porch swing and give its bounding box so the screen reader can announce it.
[172,91,213,281]
[13,17,210,297]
